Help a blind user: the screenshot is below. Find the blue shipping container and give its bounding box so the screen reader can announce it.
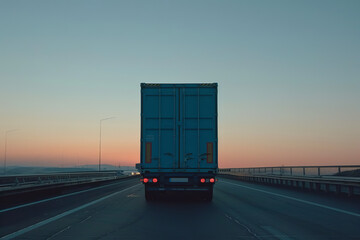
[139,83,218,201]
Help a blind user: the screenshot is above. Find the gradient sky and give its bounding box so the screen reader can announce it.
[1,0,359,168]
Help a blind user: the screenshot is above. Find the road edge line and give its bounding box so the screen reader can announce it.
[0,178,137,213]
[1,184,141,240]
[220,180,360,218]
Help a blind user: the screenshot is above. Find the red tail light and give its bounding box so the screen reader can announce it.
[143,178,149,183]
[153,178,158,183]
[210,178,215,183]
[200,178,205,183]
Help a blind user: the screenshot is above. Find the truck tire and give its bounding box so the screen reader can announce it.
[145,190,152,201]
[206,190,213,201]
[204,188,213,201]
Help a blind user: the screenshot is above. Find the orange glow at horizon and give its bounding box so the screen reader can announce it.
[1,102,359,168]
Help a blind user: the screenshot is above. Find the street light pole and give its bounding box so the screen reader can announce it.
[98,117,114,172]
[4,129,17,175]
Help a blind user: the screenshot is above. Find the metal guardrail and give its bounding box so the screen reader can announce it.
[219,165,360,177]
[0,171,122,190]
[219,165,360,196]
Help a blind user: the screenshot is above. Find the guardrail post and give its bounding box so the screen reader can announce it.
[303,167,306,176]
[317,167,320,176]
[338,166,341,175]
[335,185,341,195]
[348,186,354,197]
[325,184,330,193]
[15,178,19,186]
[290,167,292,176]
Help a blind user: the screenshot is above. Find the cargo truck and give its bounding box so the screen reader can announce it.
[138,83,218,201]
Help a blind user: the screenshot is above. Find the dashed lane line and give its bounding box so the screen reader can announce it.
[220,180,360,218]
[0,184,141,240]
[261,226,294,240]
[0,178,138,213]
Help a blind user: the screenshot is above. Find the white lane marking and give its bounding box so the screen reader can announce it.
[224,214,260,239]
[127,193,139,198]
[0,184,141,240]
[79,216,92,223]
[262,226,293,240]
[0,178,137,213]
[46,226,71,240]
[220,180,360,218]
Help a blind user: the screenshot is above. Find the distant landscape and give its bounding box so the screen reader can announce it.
[3,165,137,175]
[335,169,360,177]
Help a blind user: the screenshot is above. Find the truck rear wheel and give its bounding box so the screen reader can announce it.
[207,191,213,201]
[206,190,213,201]
[145,190,153,201]
[204,188,213,201]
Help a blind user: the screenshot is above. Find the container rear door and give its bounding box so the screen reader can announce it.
[180,86,218,169]
[141,84,217,170]
[141,87,178,169]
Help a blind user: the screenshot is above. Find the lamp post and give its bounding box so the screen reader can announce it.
[98,117,114,171]
[4,129,17,175]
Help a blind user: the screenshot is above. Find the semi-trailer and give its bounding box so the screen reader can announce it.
[137,83,218,201]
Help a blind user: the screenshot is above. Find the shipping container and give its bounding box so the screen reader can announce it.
[138,83,218,201]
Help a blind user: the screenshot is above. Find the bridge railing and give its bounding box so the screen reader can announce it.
[0,171,123,190]
[219,165,360,178]
[218,165,360,196]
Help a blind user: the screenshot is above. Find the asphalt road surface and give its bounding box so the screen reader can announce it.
[1,177,360,240]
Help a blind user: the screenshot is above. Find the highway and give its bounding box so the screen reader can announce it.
[1,177,360,240]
